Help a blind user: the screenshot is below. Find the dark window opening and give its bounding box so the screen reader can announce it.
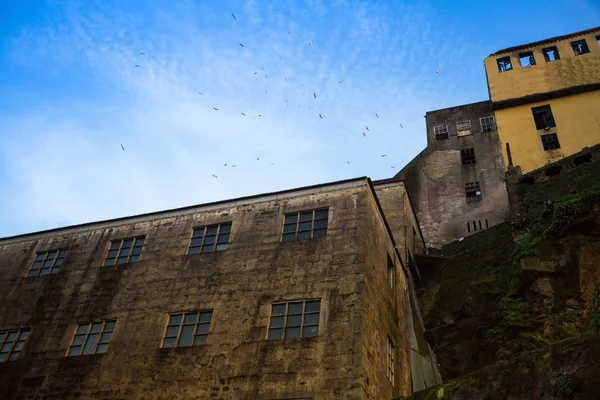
[461,148,476,165]
[545,165,563,177]
[542,46,560,62]
[473,221,478,231]
[434,124,448,140]
[188,222,231,254]
[268,300,320,340]
[0,329,31,362]
[103,237,145,266]
[573,153,593,166]
[571,39,590,55]
[486,219,489,229]
[387,255,395,289]
[466,182,482,201]
[541,133,561,151]
[282,208,328,242]
[497,56,512,72]
[467,222,470,233]
[597,35,600,47]
[28,250,66,277]
[163,311,213,348]
[520,176,535,185]
[519,51,536,67]
[532,105,556,130]
[480,116,496,133]
[479,220,483,230]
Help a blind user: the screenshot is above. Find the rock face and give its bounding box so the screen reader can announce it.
[411,153,600,396]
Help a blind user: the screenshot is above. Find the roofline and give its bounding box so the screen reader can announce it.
[489,26,600,56]
[0,176,369,243]
[424,100,492,115]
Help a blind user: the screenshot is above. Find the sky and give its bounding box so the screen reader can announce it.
[0,0,598,238]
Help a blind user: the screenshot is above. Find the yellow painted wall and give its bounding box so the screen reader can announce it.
[485,30,600,102]
[496,90,600,173]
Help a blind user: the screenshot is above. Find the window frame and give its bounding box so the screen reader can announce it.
[282,208,329,242]
[461,148,476,165]
[518,51,536,68]
[480,116,496,133]
[532,105,556,130]
[103,236,145,266]
[456,120,472,136]
[433,124,449,140]
[465,181,482,202]
[0,328,31,362]
[542,46,560,62]
[67,320,116,356]
[162,311,213,348]
[387,336,395,385]
[188,222,232,254]
[571,39,590,56]
[496,56,512,72]
[28,250,67,277]
[267,299,321,340]
[541,133,561,151]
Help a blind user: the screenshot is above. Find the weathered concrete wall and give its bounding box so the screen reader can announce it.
[396,101,510,247]
[0,184,376,399]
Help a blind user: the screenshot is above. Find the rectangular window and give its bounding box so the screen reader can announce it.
[268,300,320,340]
[28,250,66,277]
[541,133,561,151]
[597,35,600,47]
[532,105,556,130]
[480,116,496,133]
[465,182,482,201]
[542,46,560,62]
[497,56,512,72]
[188,222,231,254]
[387,255,395,289]
[162,311,213,348]
[103,237,145,266]
[571,39,590,55]
[473,221,478,231]
[433,124,448,140]
[461,148,476,165]
[519,51,536,67]
[68,320,115,356]
[0,329,31,362]
[282,209,328,242]
[387,336,395,385]
[456,120,471,136]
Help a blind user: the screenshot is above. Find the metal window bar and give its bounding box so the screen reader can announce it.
[163,311,212,348]
[0,329,31,362]
[189,223,231,254]
[541,133,561,151]
[28,250,67,277]
[103,237,145,266]
[461,148,476,165]
[387,337,395,384]
[68,320,116,356]
[480,116,496,133]
[267,300,321,340]
[282,209,328,242]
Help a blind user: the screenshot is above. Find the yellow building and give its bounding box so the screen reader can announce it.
[484,26,600,173]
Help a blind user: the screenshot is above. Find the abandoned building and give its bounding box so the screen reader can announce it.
[395,101,510,246]
[485,26,600,174]
[0,177,441,399]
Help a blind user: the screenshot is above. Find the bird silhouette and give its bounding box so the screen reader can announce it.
[241,113,246,116]
[135,65,140,67]
[121,144,125,151]
[376,113,379,118]
[213,107,219,111]
[232,13,237,20]
[198,92,203,94]
[436,69,440,75]
[212,174,218,178]
[366,126,370,131]
[308,41,313,45]
[240,43,244,47]
[381,155,386,157]
[319,114,323,119]
[363,132,367,137]
[399,123,403,128]
[139,53,145,56]
[313,93,317,99]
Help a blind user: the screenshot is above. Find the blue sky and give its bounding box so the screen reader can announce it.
[0,0,598,237]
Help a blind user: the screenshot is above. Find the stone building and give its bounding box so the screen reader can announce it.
[485,26,600,174]
[395,101,510,247]
[0,177,440,399]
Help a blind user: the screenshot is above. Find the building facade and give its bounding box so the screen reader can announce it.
[0,177,440,399]
[395,101,510,247]
[485,26,600,174]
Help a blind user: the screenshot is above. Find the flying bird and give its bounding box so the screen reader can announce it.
[135,65,140,67]
[256,158,260,160]
[240,43,244,47]
[366,126,370,131]
[254,72,257,74]
[140,52,145,56]
[224,164,227,166]
[308,41,313,45]
[232,13,237,20]
[213,107,219,111]
[391,166,395,168]
[232,165,237,167]
[313,93,317,99]
[241,113,246,116]
[436,69,439,75]
[258,113,263,117]
[347,161,350,164]
[319,114,323,119]
[399,123,403,128]
[376,113,379,118]
[338,80,343,83]
[362,132,367,137]
[121,144,125,151]
[198,92,203,94]
[212,174,218,178]
[381,155,386,157]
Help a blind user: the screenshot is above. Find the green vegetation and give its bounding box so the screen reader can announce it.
[553,374,573,397]
[589,285,600,333]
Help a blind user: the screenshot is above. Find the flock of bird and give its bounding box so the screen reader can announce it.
[125,12,436,178]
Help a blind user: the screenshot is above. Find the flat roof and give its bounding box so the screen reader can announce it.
[425,100,491,116]
[0,177,369,243]
[490,26,600,56]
